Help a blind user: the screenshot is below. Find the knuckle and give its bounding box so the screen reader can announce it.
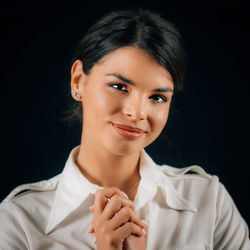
[105,232,121,247]
[122,206,132,220]
[126,206,134,217]
[99,224,108,233]
[104,231,113,243]
[127,221,135,230]
[123,206,131,213]
[112,194,121,203]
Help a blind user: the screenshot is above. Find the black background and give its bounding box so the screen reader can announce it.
[1,0,250,226]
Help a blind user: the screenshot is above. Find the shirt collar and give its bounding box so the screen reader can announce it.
[46,146,196,234]
[45,146,100,234]
[135,149,197,213]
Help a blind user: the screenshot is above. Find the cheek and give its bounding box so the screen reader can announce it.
[84,88,119,118]
[143,108,169,148]
[151,108,169,131]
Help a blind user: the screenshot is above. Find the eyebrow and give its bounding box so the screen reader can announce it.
[105,73,174,93]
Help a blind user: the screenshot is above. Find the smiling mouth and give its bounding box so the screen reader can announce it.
[112,123,144,139]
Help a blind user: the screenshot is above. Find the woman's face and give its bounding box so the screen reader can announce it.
[71,46,174,156]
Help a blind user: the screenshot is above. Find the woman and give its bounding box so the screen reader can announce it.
[0,9,249,250]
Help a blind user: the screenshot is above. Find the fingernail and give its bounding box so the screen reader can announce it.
[89,205,94,212]
[121,191,128,198]
[142,229,147,235]
[88,225,93,233]
[142,220,148,226]
[93,236,96,244]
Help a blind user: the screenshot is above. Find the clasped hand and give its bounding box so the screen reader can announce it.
[88,187,147,250]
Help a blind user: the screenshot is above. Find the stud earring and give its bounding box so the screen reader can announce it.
[71,90,81,99]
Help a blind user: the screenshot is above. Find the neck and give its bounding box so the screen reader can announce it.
[75,133,141,197]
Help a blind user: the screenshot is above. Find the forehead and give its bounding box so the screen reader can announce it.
[91,46,174,89]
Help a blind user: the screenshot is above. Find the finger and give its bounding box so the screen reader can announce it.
[92,187,129,232]
[102,194,136,221]
[94,190,109,216]
[90,195,135,214]
[88,225,94,234]
[88,218,147,234]
[94,187,128,215]
[89,205,94,212]
[108,206,147,230]
[114,222,146,239]
[89,195,138,234]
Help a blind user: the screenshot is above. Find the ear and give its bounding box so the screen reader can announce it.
[70,60,86,100]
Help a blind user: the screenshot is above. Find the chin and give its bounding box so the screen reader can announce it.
[104,140,143,156]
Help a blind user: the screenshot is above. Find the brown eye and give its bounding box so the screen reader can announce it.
[108,83,128,92]
[149,94,167,103]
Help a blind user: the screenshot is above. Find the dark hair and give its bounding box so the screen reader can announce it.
[70,8,185,122]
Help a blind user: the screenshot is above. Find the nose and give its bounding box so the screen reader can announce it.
[122,93,147,121]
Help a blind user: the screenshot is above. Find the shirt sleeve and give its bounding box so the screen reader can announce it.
[213,183,250,249]
[0,201,28,250]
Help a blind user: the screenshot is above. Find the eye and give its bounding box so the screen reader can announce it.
[149,94,167,103]
[108,83,128,92]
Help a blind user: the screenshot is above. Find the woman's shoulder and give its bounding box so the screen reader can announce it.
[143,150,221,196]
[0,174,61,249]
[158,163,214,180]
[1,174,61,205]
[154,160,218,184]
[153,162,222,199]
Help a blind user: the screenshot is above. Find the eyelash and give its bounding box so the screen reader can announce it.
[108,83,168,103]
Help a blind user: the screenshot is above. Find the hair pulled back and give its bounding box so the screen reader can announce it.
[70,9,185,122]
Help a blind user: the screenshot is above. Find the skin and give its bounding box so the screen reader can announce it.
[70,46,174,249]
[89,187,147,249]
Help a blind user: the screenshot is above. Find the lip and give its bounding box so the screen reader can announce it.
[112,123,145,133]
[112,123,144,139]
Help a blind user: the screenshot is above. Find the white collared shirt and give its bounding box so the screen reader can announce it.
[0,146,249,250]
